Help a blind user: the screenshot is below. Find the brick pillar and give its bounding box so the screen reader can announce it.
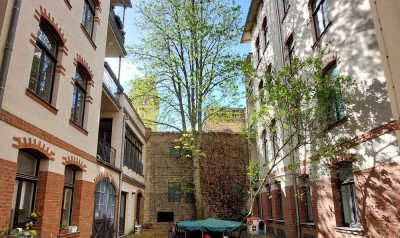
[35,171,64,237]
[72,180,95,238]
[0,158,17,227]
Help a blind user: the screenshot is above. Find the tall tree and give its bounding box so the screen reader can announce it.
[130,0,244,218]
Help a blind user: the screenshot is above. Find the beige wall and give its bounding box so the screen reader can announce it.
[245,0,400,181]
[369,0,400,141]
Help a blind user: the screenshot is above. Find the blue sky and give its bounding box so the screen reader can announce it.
[108,0,251,93]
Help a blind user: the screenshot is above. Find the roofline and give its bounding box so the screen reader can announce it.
[240,0,262,43]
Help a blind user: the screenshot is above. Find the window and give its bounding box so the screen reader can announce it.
[282,0,290,14]
[82,0,95,37]
[266,185,273,219]
[255,36,261,63]
[286,36,295,66]
[325,63,345,124]
[124,126,143,175]
[29,22,58,103]
[277,183,283,220]
[312,0,329,39]
[337,163,360,227]
[259,80,264,105]
[70,66,88,127]
[277,185,284,220]
[262,129,268,163]
[303,176,314,222]
[157,212,174,222]
[10,151,39,228]
[271,120,278,159]
[184,182,195,203]
[168,181,181,203]
[262,17,268,49]
[61,166,75,227]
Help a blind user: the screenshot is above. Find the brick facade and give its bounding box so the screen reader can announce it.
[254,162,400,238]
[72,180,95,238]
[0,159,17,227]
[35,171,64,237]
[144,132,249,229]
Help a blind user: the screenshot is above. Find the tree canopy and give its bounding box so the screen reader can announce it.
[130,0,244,132]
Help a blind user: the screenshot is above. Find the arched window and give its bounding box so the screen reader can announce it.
[61,166,76,227]
[82,0,95,37]
[93,179,116,237]
[312,0,329,38]
[29,22,59,103]
[70,65,88,127]
[303,175,314,222]
[10,151,40,228]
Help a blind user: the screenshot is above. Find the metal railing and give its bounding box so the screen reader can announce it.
[103,62,124,98]
[97,137,117,167]
[109,6,125,47]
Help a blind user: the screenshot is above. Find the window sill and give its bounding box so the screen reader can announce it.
[312,21,333,50]
[58,231,80,237]
[275,219,284,224]
[26,89,58,115]
[300,222,316,228]
[335,227,362,235]
[324,116,347,133]
[69,120,88,136]
[281,5,290,23]
[63,0,72,10]
[80,24,97,50]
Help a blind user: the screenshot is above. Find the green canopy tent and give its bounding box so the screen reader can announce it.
[176,218,244,237]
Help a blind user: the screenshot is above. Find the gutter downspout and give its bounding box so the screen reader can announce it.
[0,0,22,108]
[117,114,128,237]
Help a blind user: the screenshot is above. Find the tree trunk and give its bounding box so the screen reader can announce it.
[193,134,204,219]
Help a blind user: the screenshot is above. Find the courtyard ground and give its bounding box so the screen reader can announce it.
[127,229,168,238]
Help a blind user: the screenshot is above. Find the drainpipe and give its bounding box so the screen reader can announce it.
[0,0,22,108]
[117,114,128,237]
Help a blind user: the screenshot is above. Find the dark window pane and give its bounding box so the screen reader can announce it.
[37,26,57,55]
[37,54,55,102]
[17,151,38,176]
[64,166,75,185]
[16,181,35,227]
[29,46,42,92]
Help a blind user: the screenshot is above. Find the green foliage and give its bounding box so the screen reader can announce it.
[174,133,206,158]
[130,0,244,131]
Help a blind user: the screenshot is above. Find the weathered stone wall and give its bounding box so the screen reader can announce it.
[144,132,249,228]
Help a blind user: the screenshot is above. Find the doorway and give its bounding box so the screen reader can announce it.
[92,179,116,238]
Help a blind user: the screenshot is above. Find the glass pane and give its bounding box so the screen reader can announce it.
[82,2,88,25]
[338,163,353,183]
[341,184,352,225]
[64,167,75,185]
[75,68,87,88]
[10,181,19,227]
[29,46,42,92]
[17,181,35,227]
[95,205,102,219]
[17,151,38,176]
[37,26,57,55]
[76,89,85,126]
[107,195,115,218]
[38,54,55,102]
[85,8,94,36]
[61,188,73,226]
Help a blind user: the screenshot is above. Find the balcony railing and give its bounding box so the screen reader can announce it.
[97,137,117,167]
[109,6,125,48]
[103,62,124,98]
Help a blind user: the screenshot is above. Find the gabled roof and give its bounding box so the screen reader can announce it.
[241,0,263,43]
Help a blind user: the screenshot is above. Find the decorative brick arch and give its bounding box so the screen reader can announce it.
[322,52,340,70]
[94,172,118,189]
[73,54,95,79]
[12,137,55,160]
[62,156,87,172]
[34,6,67,45]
